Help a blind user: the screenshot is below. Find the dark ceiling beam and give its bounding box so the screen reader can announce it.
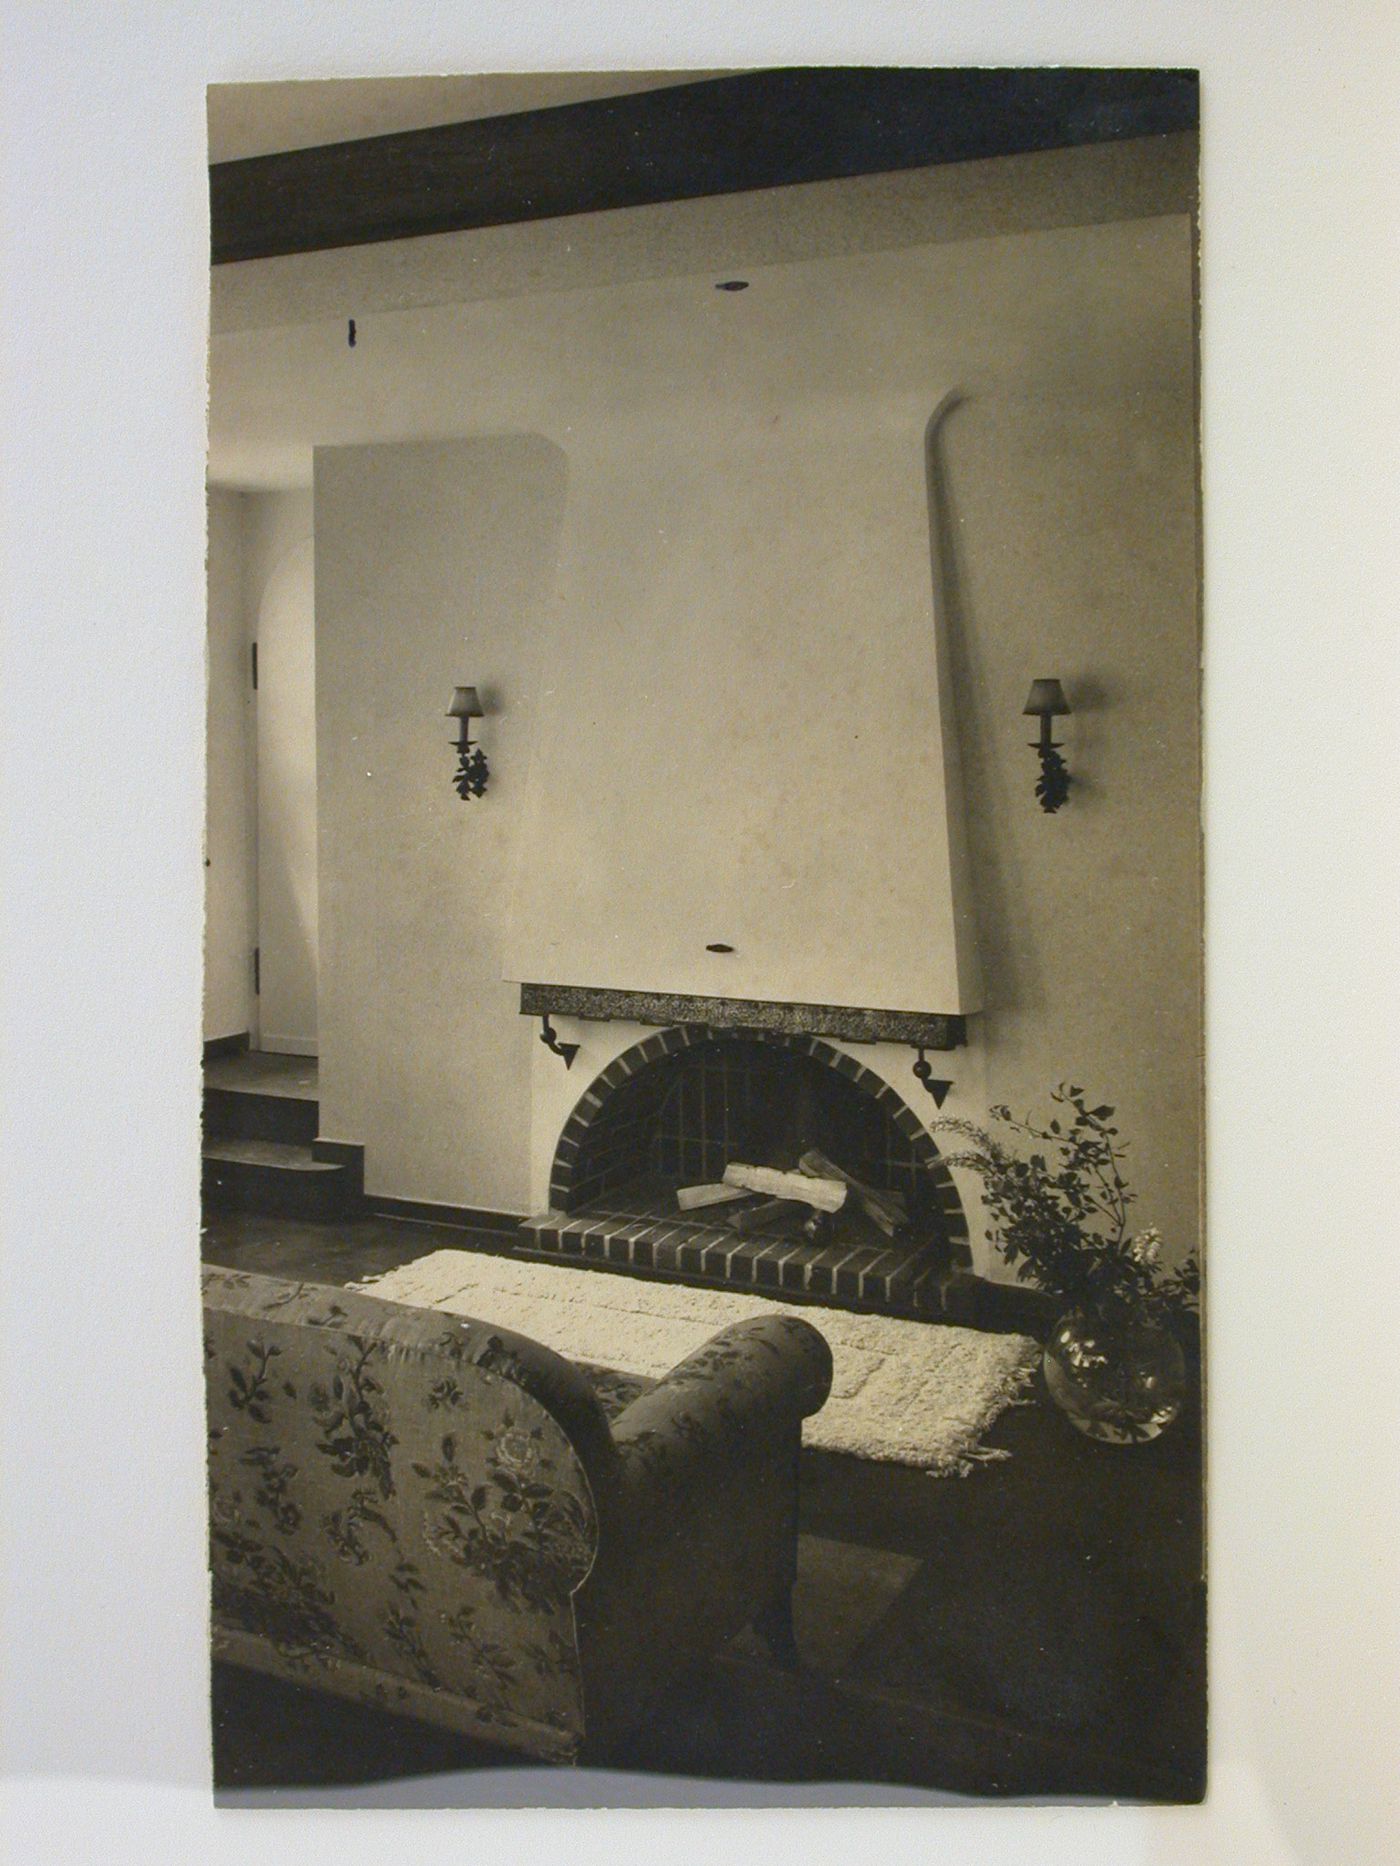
[210,66,1198,267]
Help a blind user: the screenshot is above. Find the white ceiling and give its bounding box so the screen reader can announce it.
[207,72,735,164]
[208,210,1194,489]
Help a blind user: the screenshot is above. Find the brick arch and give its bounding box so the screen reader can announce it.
[547,1024,967,1252]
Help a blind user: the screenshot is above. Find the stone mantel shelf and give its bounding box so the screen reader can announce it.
[519,983,967,1050]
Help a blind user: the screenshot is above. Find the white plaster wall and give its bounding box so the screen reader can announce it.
[526,370,1201,1278]
[241,148,1200,1268]
[202,487,253,1041]
[243,491,317,1053]
[936,384,1201,1276]
[315,438,564,1208]
[500,301,979,1013]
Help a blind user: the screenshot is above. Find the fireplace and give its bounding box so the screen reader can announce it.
[518,1024,970,1315]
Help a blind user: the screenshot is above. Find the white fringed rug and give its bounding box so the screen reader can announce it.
[355,1250,1038,1476]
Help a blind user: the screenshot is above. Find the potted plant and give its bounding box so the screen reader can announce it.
[933,1087,1200,1443]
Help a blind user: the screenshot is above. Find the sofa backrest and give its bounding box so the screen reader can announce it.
[202,1266,615,1759]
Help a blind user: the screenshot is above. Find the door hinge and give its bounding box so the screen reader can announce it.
[250,641,258,690]
[253,946,261,995]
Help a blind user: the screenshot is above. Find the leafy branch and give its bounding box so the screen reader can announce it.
[933,1086,1199,1324]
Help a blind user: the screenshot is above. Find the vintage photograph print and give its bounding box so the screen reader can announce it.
[202,68,1204,1804]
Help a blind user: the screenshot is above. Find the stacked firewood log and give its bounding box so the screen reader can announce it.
[675,1149,911,1245]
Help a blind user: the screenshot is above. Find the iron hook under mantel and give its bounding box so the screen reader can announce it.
[912,1049,952,1107]
[539,1014,580,1071]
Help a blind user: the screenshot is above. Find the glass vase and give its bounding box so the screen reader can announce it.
[1042,1306,1187,1444]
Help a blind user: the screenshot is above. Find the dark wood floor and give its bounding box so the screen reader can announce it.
[203,1207,1205,1805]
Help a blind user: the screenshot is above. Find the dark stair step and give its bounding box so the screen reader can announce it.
[204,1084,319,1146]
[202,1138,358,1222]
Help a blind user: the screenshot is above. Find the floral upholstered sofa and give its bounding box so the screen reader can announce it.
[203,1266,833,1763]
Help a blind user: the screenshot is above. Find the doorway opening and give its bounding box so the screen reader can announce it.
[203,485,317,1064]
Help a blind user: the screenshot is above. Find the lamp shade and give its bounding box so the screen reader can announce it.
[1023,678,1071,718]
[447,686,484,719]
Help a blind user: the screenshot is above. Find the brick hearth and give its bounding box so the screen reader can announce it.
[517,1177,959,1318]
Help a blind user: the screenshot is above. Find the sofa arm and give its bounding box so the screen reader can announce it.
[574,1314,832,1750]
[603,1312,833,1498]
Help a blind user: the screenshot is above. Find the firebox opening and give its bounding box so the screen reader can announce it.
[533,1029,970,1303]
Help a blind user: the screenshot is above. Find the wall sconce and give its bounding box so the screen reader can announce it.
[447,686,489,799]
[1023,678,1072,813]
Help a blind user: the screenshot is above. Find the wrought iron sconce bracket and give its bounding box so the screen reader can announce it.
[1023,678,1072,814]
[1031,731,1070,813]
[453,744,489,799]
[447,686,489,799]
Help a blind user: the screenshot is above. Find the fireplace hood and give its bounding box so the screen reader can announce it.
[502,252,981,1029]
